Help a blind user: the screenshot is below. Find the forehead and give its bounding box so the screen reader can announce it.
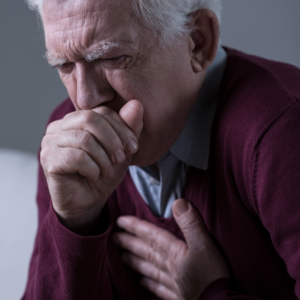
[42,0,140,59]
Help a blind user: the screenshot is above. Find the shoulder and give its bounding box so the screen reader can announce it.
[223,47,300,99]
[216,47,300,153]
[47,98,75,125]
[220,47,300,125]
[214,48,300,213]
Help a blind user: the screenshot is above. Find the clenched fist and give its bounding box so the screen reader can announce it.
[40,100,143,234]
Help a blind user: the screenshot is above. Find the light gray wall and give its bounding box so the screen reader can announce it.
[1,0,300,154]
[0,1,67,154]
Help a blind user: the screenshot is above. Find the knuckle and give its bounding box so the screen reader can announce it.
[146,229,159,248]
[41,133,55,147]
[81,110,100,127]
[63,149,84,166]
[63,111,74,119]
[73,150,86,165]
[78,131,93,147]
[46,121,57,134]
[151,268,161,282]
[40,148,48,166]
[110,136,123,150]
[40,147,55,173]
[145,247,155,264]
[97,105,113,116]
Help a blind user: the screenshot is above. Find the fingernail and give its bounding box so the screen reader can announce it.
[174,199,189,216]
[125,139,138,153]
[107,166,115,178]
[114,149,126,164]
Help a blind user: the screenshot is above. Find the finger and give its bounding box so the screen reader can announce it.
[42,131,114,179]
[119,100,144,139]
[41,146,100,182]
[140,278,180,300]
[116,216,186,258]
[59,110,129,165]
[113,232,165,270]
[92,105,139,154]
[121,252,175,290]
[172,199,208,250]
[45,120,63,135]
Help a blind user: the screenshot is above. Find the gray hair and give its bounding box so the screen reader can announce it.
[26,0,222,45]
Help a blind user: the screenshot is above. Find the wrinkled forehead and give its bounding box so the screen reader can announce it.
[42,0,125,22]
[42,0,140,56]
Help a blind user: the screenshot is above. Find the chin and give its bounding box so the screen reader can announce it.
[130,153,152,168]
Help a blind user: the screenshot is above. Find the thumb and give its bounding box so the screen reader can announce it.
[119,100,144,139]
[173,199,207,250]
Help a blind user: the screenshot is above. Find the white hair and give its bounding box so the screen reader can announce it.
[26,0,222,45]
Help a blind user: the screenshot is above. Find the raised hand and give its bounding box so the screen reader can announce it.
[113,199,230,300]
[40,100,143,234]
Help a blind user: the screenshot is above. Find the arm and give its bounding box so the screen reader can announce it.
[22,99,144,299]
[253,101,300,298]
[21,163,114,300]
[199,101,300,300]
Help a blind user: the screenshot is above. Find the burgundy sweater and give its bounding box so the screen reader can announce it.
[22,48,300,300]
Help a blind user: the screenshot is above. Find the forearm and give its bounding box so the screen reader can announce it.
[22,203,113,300]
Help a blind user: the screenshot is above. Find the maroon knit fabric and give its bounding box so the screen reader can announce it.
[22,48,300,300]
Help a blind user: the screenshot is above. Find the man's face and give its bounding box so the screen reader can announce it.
[42,0,203,166]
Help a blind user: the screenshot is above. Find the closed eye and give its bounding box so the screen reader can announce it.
[102,56,126,63]
[54,62,74,74]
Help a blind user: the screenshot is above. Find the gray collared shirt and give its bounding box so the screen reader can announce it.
[129,47,227,218]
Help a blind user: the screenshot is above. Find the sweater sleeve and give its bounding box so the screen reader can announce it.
[252,101,300,299]
[199,279,264,300]
[21,99,115,299]
[199,101,300,300]
[21,160,114,300]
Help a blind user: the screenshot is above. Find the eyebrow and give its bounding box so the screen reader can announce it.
[45,41,122,67]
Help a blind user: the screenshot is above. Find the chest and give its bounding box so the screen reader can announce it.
[107,167,296,300]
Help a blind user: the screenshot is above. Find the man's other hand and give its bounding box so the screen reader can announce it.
[114,199,230,300]
[40,100,143,234]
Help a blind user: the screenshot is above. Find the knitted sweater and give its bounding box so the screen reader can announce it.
[22,48,300,300]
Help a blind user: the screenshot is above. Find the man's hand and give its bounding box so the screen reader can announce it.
[113,199,230,300]
[40,100,143,234]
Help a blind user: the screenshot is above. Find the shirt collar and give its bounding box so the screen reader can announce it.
[169,47,227,170]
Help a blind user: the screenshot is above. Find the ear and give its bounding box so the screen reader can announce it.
[188,9,220,73]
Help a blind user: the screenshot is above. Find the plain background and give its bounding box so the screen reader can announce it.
[1,0,300,154]
[0,2,299,299]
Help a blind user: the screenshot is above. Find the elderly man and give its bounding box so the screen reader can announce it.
[22,0,300,299]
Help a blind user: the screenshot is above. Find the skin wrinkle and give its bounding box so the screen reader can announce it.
[43,0,207,166]
[46,41,137,68]
[35,1,231,298]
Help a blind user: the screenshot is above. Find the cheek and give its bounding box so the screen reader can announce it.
[105,68,165,115]
[105,69,145,101]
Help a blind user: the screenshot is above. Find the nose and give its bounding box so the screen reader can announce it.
[75,61,115,110]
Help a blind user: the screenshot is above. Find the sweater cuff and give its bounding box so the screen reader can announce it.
[199,278,237,300]
[45,202,113,253]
